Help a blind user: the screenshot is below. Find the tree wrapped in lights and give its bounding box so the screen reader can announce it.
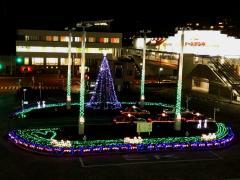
[87,54,121,110]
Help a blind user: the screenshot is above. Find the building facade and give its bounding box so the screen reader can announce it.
[16,29,122,75]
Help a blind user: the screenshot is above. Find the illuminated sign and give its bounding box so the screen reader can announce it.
[137,122,152,133]
[134,30,240,56]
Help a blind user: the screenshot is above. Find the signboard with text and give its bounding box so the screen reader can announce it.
[137,122,152,133]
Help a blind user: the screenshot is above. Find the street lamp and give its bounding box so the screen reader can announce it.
[213,107,220,121]
[174,27,190,131]
[65,26,76,110]
[159,67,163,82]
[186,95,191,111]
[140,29,151,103]
[39,82,42,102]
[23,88,27,102]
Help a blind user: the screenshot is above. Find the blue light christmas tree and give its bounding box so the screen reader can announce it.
[87,54,121,110]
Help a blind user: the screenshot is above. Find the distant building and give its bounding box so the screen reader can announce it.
[16,29,122,75]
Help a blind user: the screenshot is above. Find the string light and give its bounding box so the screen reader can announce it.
[87,55,121,110]
[8,123,233,155]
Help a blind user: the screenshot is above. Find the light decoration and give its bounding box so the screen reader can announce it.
[140,34,146,102]
[201,133,216,141]
[174,30,184,131]
[51,139,71,147]
[87,54,121,110]
[124,137,143,144]
[12,101,177,119]
[66,32,72,109]
[197,120,202,129]
[8,123,234,156]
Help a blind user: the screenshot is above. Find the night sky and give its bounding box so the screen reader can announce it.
[1,1,239,55]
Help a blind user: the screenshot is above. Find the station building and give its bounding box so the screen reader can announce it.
[15,29,122,75]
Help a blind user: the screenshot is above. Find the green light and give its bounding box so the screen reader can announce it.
[66,32,72,108]
[16,57,23,64]
[13,123,228,148]
[0,64,3,70]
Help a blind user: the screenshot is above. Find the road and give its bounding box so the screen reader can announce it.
[1,92,240,179]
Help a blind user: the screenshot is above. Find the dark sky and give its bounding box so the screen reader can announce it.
[1,0,240,55]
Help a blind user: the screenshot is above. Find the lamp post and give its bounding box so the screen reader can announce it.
[174,28,185,131]
[186,95,191,111]
[39,82,42,102]
[213,107,220,121]
[159,67,163,82]
[65,27,76,109]
[140,29,151,103]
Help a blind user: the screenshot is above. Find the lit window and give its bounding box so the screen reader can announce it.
[88,37,96,43]
[75,37,82,42]
[46,58,58,65]
[60,36,68,42]
[24,57,29,65]
[25,36,29,41]
[110,38,120,43]
[32,57,44,65]
[46,36,53,41]
[60,58,68,65]
[74,58,81,65]
[53,36,59,41]
[99,37,109,43]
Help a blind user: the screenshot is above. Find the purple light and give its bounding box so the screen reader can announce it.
[87,56,121,110]
[8,127,234,156]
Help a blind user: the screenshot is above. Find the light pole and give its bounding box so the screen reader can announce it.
[23,88,27,102]
[186,95,191,111]
[174,28,185,131]
[65,27,76,109]
[213,107,220,121]
[39,82,42,102]
[140,29,151,103]
[159,67,163,82]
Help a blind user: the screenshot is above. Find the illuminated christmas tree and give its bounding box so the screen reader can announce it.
[86,54,121,110]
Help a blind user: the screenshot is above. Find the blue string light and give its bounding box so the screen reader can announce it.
[86,55,121,110]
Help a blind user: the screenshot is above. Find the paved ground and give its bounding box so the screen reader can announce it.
[1,88,240,179]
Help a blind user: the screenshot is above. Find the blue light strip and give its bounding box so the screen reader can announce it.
[8,124,234,156]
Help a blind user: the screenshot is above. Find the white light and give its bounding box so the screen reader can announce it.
[42,101,46,108]
[124,136,143,144]
[197,120,202,129]
[204,119,207,128]
[37,101,41,108]
[159,67,163,71]
[79,117,85,123]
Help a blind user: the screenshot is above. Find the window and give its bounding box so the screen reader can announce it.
[110,38,120,43]
[32,57,44,65]
[25,36,30,41]
[99,37,109,43]
[75,37,82,42]
[74,58,81,65]
[60,58,68,65]
[88,37,96,43]
[46,36,53,41]
[24,57,29,65]
[53,36,59,41]
[60,36,68,42]
[46,58,58,65]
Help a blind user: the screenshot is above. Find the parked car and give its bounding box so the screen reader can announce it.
[120,105,150,118]
[112,113,146,124]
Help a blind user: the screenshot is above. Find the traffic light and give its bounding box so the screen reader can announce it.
[16,57,23,64]
[0,64,3,70]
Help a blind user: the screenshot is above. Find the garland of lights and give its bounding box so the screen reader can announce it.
[87,55,121,110]
[13,101,175,118]
[8,123,234,155]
